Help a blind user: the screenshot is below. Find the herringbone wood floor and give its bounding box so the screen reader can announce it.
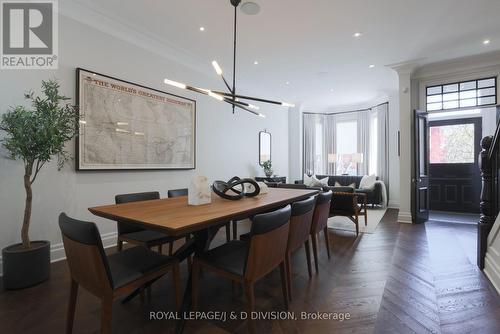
[1,209,499,333]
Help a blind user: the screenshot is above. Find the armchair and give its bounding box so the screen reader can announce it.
[330,192,367,236]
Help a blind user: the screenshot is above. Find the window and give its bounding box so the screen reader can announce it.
[335,120,358,175]
[426,77,496,112]
[429,124,474,163]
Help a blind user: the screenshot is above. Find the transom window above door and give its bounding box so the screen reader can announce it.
[426,77,497,111]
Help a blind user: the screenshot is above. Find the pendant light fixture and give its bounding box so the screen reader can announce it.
[164,0,295,118]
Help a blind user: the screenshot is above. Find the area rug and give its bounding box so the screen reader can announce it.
[327,208,387,234]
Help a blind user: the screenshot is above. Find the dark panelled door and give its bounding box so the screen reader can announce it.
[413,110,430,223]
[428,117,481,213]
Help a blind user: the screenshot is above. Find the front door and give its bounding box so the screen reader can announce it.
[428,117,482,213]
[413,110,430,223]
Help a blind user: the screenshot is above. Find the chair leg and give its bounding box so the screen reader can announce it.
[323,227,331,259]
[192,260,200,310]
[364,211,368,226]
[172,263,181,311]
[355,215,359,236]
[100,297,113,334]
[232,220,238,240]
[225,223,231,242]
[117,240,123,252]
[279,262,289,309]
[311,233,319,274]
[285,252,293,301]
[169,241,174,256]
[304,240,312,278]
[243,281,256,334]
[66,279,78,334]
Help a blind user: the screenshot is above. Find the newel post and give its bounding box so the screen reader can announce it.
[478,136,496,269]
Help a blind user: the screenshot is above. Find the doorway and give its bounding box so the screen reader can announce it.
[428,117,481,214]
[413,107,497,224]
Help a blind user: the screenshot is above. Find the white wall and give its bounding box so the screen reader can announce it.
[0,15,289,272]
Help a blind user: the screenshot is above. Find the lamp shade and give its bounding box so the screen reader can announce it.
[352,153,364,163]
[328,153,337,163]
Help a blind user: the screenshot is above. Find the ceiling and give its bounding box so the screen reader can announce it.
[70,0,500,110]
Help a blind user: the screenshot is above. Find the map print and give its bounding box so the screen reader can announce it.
[77,70,195,170]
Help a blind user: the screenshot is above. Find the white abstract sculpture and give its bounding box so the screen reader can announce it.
[188,175,212,206]
[257,181,268,194]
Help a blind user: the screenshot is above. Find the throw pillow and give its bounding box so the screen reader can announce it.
[334,181,356,189]
[360,175,377,190]
[311,176,328,187]
[303,174,315,187]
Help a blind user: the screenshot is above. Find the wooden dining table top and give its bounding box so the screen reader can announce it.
[88,188,318,236]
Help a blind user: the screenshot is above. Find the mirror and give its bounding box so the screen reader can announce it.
[259,131,271,165]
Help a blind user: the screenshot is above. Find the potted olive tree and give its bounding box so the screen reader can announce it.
[0,80,78,289]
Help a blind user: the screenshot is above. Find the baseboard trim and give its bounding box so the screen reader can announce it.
[398,211,413,224]
[484,252,500,294]
[388,200,400,209]
[0,232,117,277]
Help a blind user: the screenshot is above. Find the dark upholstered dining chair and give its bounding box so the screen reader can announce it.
[166,188,193,269]
[310,190,333,273]
[167,188,188,198]
[59,213,180,334]
[192,205,292,334]
[115,192,178,254]
[285,196,316,301]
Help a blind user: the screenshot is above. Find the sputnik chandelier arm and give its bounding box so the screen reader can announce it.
[163,0,295,118]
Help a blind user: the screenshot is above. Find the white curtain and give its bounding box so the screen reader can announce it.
[302,103,389,187]
[371,103,389,191]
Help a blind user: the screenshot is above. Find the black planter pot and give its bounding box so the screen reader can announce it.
[2,241,50,290]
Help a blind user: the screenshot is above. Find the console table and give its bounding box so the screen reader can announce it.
[255,176,287,183]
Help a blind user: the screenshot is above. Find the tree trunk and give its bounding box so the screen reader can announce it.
[21,164,33,249]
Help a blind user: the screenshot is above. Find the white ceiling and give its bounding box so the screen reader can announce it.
[70,0,500,110]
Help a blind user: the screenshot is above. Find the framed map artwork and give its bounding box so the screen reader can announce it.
[76,68,196,170]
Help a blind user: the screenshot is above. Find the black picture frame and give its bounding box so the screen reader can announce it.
[75,68,196,171]
[259,131,271,166]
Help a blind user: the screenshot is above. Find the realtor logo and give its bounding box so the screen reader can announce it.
[1,0,58,69]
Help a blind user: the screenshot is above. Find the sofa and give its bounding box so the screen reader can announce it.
[294,175,383,207]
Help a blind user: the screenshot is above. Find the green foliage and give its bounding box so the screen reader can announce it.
[0,80,78,180]
[262,160,272,171]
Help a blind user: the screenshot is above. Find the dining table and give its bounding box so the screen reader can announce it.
[89,187,319,333]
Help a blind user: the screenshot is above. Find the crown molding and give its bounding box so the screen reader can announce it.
[60,1,213,77]
[386,58,426,75]
[413,50,500,79]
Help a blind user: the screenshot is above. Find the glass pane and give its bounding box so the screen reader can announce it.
[427,94,442,103]
[427,102,442,111]
[443,84,459,93]
[478,78,495,88]
[460,90,477,99]
[427,86,442,95]
[460,81,476,91]
[460,98,477,108]
[443,92,459,101]
[419,118,425,174]
[478,96,496,105]
[429,124,474,163]
[443,100,459,109]
[336,120,358,175]
[478,87,495,97]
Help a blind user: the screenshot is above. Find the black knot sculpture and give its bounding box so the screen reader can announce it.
[212,176,260,200]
